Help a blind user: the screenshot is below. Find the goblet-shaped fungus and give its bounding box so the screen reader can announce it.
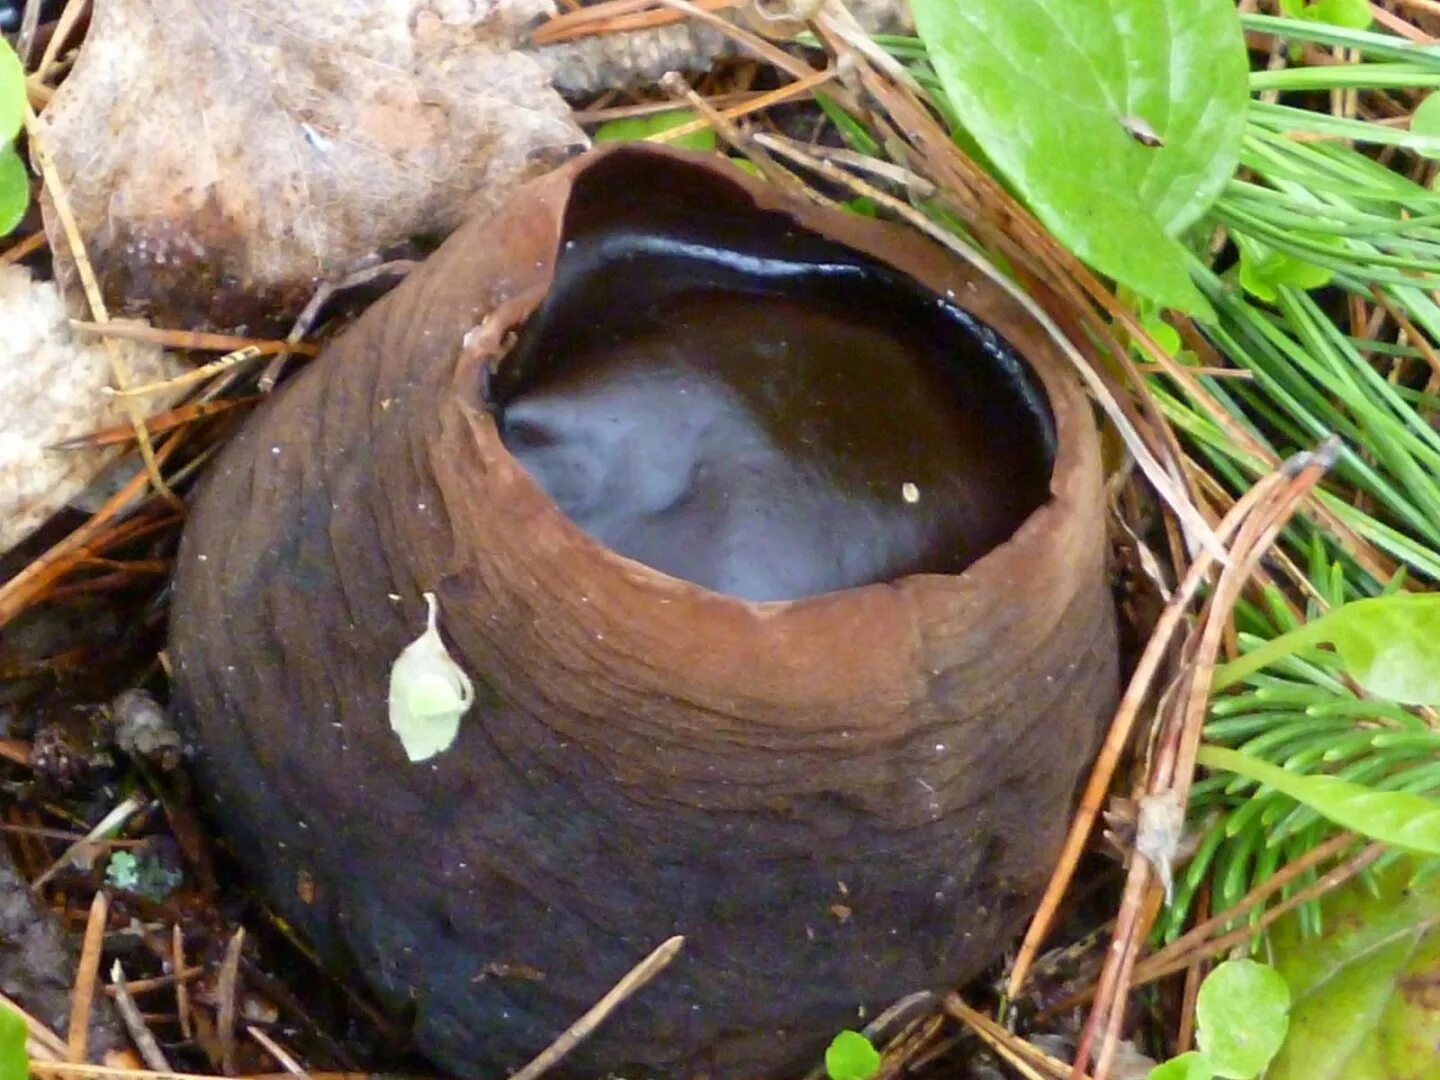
[169,145,1118,1078]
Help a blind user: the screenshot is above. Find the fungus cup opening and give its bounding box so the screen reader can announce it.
[485,152,1059,604]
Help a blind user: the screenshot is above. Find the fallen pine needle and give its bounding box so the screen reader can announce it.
[246,1027,305,1076]
[1,230,46,265]
[218,928,246,1076]
[110,963,172,1073]
[943,993,1089,1080]
[23,103,175,507]
[69,322,318,357]
[508,936,684,1080]
[67,892,109,1063]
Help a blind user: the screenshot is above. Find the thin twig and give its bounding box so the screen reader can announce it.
[652,0,816,83]
[0,437,181,630]
[23,104,178,508]
[1078,444,1338,1079]
[109,962,172,1073]
[258,260,415,391]
[173,925,193,1042]
[246,1028,305,1076]
[532,0,743,44]
[36,0,92,83]
[71,322,318,358]
[1,231,47,265]
[660,73,796,186]
[1005,475,1281,999]
[648,64,838,148]
[507,936,684,1080]
[943,994,1090,1080]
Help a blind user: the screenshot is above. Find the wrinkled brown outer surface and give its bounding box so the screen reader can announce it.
[169,145,1118,1079]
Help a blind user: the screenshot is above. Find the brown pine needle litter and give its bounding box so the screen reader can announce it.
[5,2,1438,1080]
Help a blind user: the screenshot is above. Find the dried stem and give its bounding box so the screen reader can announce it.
[508,936,684,1080]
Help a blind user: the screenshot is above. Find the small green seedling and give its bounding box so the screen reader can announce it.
[0,39,27,235]
[0,1005,27,1080]
[1214,593,1440,704]
[1148,960,1291,1080]
[825,1030,880,1080]
[105,849,184,901]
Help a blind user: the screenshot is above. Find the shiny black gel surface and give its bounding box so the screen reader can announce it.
[492,166,1056,602]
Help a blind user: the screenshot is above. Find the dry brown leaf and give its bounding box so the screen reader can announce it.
[0,266,185,555]
[36,0,586,330]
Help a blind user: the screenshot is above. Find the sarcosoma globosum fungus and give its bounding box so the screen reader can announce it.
[169,145,1119,1078]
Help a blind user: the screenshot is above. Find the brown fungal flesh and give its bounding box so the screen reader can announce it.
[168,145,1118,1078]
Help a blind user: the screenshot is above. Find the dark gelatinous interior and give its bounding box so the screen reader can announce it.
[493,155,1056,602]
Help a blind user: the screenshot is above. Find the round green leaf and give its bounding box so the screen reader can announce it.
[1269,860,1440,1080]
[0,41,21,145]
[1150,1052,1215,1080]
[1214,595,1440,705]
[910,0,1248,317]
[0,1005,26,1080]
[825,1030,880,1080]
[1196,959,1291,1079]
[0,148,29,236]
[1326,594,1440,705]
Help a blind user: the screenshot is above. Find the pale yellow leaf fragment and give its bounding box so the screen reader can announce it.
[387,592,474,763]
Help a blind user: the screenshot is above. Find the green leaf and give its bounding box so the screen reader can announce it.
[0,148,28,236]
[1215,595,1440,704]
[1197,745,1440,856]
[0,41,22,145]
[825,1030,880,1080]
[1141,312,1182,355]
[1279,0,1373,30]
[910,0,1249,317]
[592,109,715,153]
[1268,860,1440,1080]
[0,1005,27,1080]
[1237,242,1334,303]
[1150,1052,1216,1080]
[1195,959,1291,1079]
[1412,93,1440,161]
